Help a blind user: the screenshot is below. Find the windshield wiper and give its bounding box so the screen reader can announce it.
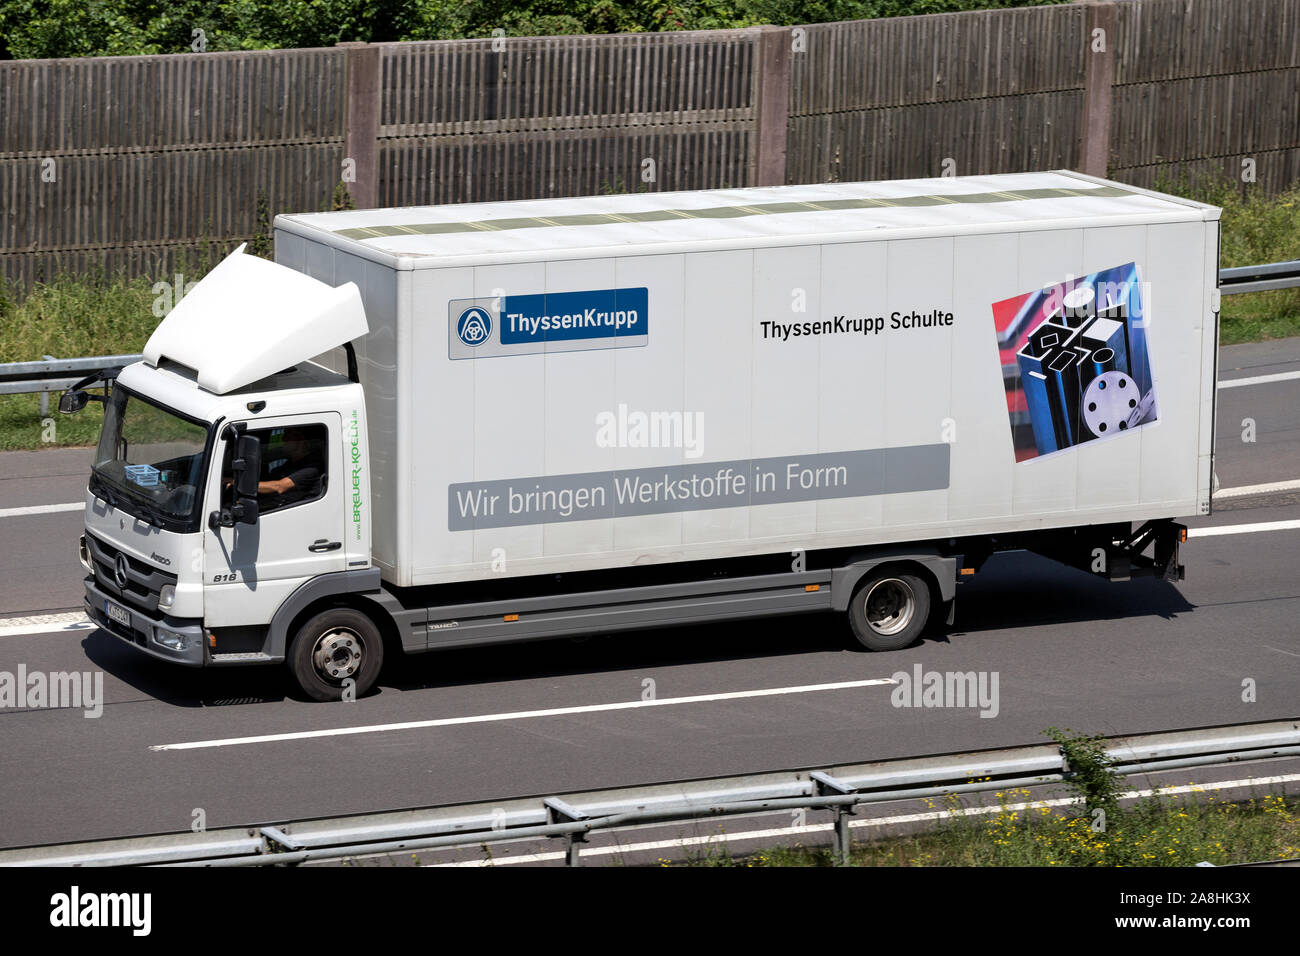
[89,473,119,509]
[90,472,167,527]
[126,493,168,528]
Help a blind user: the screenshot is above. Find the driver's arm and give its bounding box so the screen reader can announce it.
[258,477,295,495]
[225,477,292,493]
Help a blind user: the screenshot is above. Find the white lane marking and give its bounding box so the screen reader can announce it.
[1217,370,1300,389]
[150,678,898,752]
[0,502,82,518]
[0,611,92,638]
[1215,478,1300,498]
[430,772,1300,866]
[1189,519,1300,537]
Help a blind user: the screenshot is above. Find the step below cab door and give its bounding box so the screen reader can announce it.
[203,414,345,629]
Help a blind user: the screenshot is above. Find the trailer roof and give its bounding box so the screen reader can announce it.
[277,171,1218,268]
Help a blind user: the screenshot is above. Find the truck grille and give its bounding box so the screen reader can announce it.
[86,532,177,613]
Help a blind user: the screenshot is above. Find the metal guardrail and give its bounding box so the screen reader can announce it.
[0,354,141,399]
[0,719,1294,867]
[0,261,1294,401]
[1219,259,1300,295]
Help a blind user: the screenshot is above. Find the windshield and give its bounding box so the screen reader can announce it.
[92,386,213,531]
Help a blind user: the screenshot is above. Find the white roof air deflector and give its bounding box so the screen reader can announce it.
[142,244,369,395]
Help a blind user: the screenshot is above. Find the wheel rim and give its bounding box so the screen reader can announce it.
[311,628,364,682]
[863,578,915,635]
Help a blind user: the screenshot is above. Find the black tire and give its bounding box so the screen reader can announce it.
[287,607,384,701]
[847,571,931,652]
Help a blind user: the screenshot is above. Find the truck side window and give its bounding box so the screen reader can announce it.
[221,424,329,515]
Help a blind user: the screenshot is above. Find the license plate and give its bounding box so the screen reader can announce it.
[104,600,131,627]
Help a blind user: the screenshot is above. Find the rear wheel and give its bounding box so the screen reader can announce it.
[847,571,931,651]
[288,607,384,701]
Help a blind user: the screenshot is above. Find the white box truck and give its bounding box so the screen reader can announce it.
[63,171,1221,700]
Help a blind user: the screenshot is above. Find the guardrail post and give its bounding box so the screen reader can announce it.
[544,797,589,867]
[811,771,857,866]
[259,826,305,866]
[39,356,55,417]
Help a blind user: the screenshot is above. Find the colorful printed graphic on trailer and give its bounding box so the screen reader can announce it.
[991,262,1157,462]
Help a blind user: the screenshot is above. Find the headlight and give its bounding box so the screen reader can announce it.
[158,584,176,610]
[153,625,189,651]
[79,534,92,572]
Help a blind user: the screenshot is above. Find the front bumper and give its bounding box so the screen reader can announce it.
[84,576,206,666]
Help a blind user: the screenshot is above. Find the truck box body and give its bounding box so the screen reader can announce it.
[273,171,1220,590]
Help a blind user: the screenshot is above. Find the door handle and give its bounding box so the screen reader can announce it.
[309,539,342,553]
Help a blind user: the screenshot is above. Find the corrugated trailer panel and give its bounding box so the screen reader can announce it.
[950,231,1019,522]
[1138,220,1209,506]
[1198,220,1221,516]
[1074,224,1147,512]
[609,255,691,555]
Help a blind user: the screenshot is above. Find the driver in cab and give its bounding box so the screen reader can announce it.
[258,426,323,508]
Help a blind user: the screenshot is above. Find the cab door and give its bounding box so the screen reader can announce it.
[203,414,345,628]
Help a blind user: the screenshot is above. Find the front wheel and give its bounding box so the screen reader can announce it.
[288,607,384,701]
[847,571,931,651]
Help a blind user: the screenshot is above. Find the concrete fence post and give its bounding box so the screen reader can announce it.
[1080,1,1116,178]
[340,42,382,209]
[751,26,792,187]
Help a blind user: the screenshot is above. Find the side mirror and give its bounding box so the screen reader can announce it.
[233,435,262,499]
[208,431,263,529]
[58,390,89,414]
[229,434,262,525]
[59,368,119,414]
[231,495,259,526]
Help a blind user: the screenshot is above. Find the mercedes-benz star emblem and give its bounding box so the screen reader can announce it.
[114,553,130,590]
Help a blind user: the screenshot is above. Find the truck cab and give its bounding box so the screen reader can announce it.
[69,246,381,699]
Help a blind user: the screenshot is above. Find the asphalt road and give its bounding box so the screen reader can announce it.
[0,339,1296,849]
